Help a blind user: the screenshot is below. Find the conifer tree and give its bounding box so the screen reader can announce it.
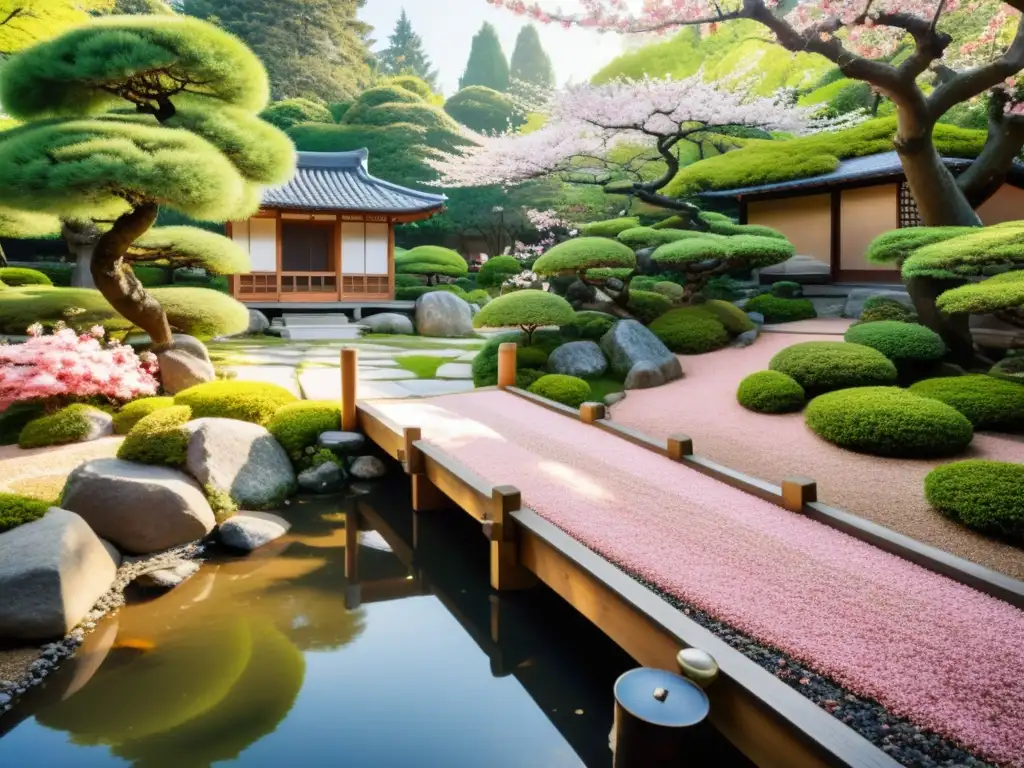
[510,24,554,89]
[376,8,439,91]
[459,22,510,93]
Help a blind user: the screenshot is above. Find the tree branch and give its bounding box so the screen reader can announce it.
[930,22,1024,118]
[958,91,1024,206]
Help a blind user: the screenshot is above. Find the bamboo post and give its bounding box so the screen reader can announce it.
[340,347,358,431]
[580,402,606,424]
[487,485,536,591]
[666,434,694,461]
[497,342,517,389]
[781,476,817,512]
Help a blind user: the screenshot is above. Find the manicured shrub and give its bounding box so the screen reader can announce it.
[476,255,523,288]
[0,266,52,286]
[736,370,805,413]
[117,405,192,467]
[924,460,1024,540]
[394,246,468,279]
[515,368,547,390]
[651,235,730,269]
[857,296,918,324]
[901,224,1024,280]
[580,217,640,238]
[18,404,106,449]
[649,308,730,354]
[651,281,685,301]
[564,310,616,341]
[0,492,51,533]
[112,396,175,435]
[473,289,575,343]
[268,400,342,466]
[259,97,334,131]
[628,275,660,292]
[934,269,1024,317]
[616,227,697,250]
[19,262,73,286]
[395,286,434,301]
[701,275,744,302]
[395,273,423,289]
[471,332,561,387]
[805,387,973,458]
[990,355,1024,383]
[700,299,755,334]
[465,288,491,306]
[909,375,1024,432]
[528,374,592,408]
[516,345,549,369]
[627,290,673,324]
[0,401,45,445]
[148,286,251,340]
[770,281,801,298]
[454,277,477,291]
[444,85,519,133]
[864,227,976,265]
[174,381,297,426]
[532,238,636,277]
[769,341,898,395]
[843,321,946,378]
[743,294,817,323]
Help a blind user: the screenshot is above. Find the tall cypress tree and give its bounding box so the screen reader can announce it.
[376,8,438,91]
[458,22,509,93]
[509,24,554,88]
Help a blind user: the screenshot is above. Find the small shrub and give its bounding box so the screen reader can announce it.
[649,308,730,354]
[700,299,755,334]
[770,281,802,298]
[112,396,176,435]
[516,345,549,369]
[204,484,239,523]
[924,460,1024,540]
[0,401,45,445]
[701,275,743,302]
[515,368,547,389]
[857,296,918,324]
[629,276,660,292]
[737,371,805,414]
[268,400,342,466]
[18,404,105,449]
[651,281,685,301]
[117,405,192,467]
[473,290,575,342]
[465,289,490,306]
[394,274,423,289]
[805,387,973,458]
[744,294,817,323]
[0,492,52,533]
[769,341,897,395]
[394,245,468,278]
[396,286,434,301]
[174,381,297,426]
[528,374,591,408]
[20,262,73,286]
[844,321,946,378]
[627,290,673,324]
[0,267,52,286]
[909,375,1024,432]
[476,255,522,288]
[580,217,640,238]
[565,310,616,341]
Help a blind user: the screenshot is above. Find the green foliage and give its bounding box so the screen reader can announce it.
[376,9,439,91]
[770,281,802,299]
[259,98,333,131]
[152,287,249,339]
[580,218,640,238]
[454,277,477,291]
[743,294,817,324]
[626,290,673,324]
[0,402,46,446]
[204,484,239,523]
[476,255,523,288]
[131,227,250,274]
[395,355,448,379]
[510,24,554,89]
[725,235,795,267]
[471,331,562,386]
[708,221,788,240]
[116,405,192,466]
[843,321,946,374]
[769,341,898,395]
[7,262,73,287]
[649,307,730,354]
[652,235,730,267]
[268,400,341,467]
[902,223,1024,280]
[925,460,1024,540]
[19,404,105,449]
[736,371,805,414]
[174,381,297,426]
[533,238,636,276]
[112,396,176,435]
[515,368,547,390]
[394,246,468,278]
[990,355,1024,382]
[805,387,973,458]
[864,227,975,266]
[444,86,519,134]
[936,270,1024,316]
[385,76,437,102]
[528,374,591,408]
[473,290,575,334]
[857,296,918,324]
[352,85,422,110]
[617,227,697,250]
[564,310,616,341]
[459,22,510,92]
[702,275,744,302]
[700,299,756,334]
[0,267,52,286]
[395,273,422,289]
[0,492,52,533]
[651,281,686,302]
[909,375,1024,432]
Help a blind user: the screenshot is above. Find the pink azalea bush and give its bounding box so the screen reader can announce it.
[0,323,159,412]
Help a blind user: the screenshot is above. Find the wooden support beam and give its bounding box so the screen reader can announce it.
[340,348,358,431]
[412,474,450,512]
[497,342,517,389]
[403,427,423,474]
[488,485,537,591]
[781,477,817,512]
[580,402,606,424]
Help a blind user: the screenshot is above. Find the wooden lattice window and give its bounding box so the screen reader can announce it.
[898,182,922,228]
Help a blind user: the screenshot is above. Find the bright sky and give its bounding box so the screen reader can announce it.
[358,0,630,95]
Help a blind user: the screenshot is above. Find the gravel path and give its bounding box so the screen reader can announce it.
[374,391,1024,767]
[0,438,122,498]
[612,332,1024,579]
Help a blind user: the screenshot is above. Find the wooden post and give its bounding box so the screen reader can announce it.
[497,342,517,389]
[781,476,817,512]
[488,485,536,591]
[580,402,606,424]
[404,427,448,511]
[666,434,694,461]
[341,348,358,431]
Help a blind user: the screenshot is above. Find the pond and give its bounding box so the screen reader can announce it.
[0,484,749,767]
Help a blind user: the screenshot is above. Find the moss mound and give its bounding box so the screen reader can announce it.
[626,290,673,324]
[744,294,817,324]
[564,310,616,341]
[616,227,696,250]
[112,397,176,435]
[0,266,52,286]
[990,355,1024,383]
[770,341,897,395]
[533,238,636,276]
[651,281,685,301]
[117,405,192,467]
[909,375,1024,432]
[268,400,342,466]
[737,371,805,414]
[580,217,640,238]
[805,387,973,458]
[527,374,592,408]
[476,255,522,288]
[700,299,755,334]
[394,246,468,278]
[925,460,1024,540]
[0,401,45,446]
[174,381,297,426]
[0,492,52,533]
[18,404,105,449]
[649,308,730,354]
[514,368,546,390]
[857,296,918,324]
[769,281,801,298]
[843,321,946,378]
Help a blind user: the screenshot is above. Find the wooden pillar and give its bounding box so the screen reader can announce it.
[580,402,606,424]
[497,343,517,389]
[781,476,817,512]
[666,434,694,461]
[340,348,358,431]
[487,485,536,591]
[404,427,449,512]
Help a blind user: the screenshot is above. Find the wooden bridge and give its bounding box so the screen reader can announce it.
[336,348,1024,768]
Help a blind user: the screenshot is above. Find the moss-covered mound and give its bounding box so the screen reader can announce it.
[0,266,52,286]
[532,238,636,276]
[737,371,805,414]
[175,381,297,426]
[902,222,1024,281]
[527,374,592,408]
[651,281,686,302]
[473,290,575,332]
[700,299,755,334]
[935,269,1024,316]
[564,310,616,341]
[394,246,468,278]
[0,492,52,533]
[117,405,192,467]
[769,281,802,298]
[805,387,973,458]
[476,255,522,288]
[514,368,547,390]
[268,400,342,467]
[112,397,176,435]
[649,308,730,354]
[626,290,673,324]
[744,294,817,324]
[924,460,1024,540]
[857,296,918,324]
[864,227,976,266]
[580,217,640,238]
[843,321,946,377]
[18,404,106,449]
[616,227,697,250]
[909,375,1024,432]
[769,341,898,395]
[990,355,1024,383]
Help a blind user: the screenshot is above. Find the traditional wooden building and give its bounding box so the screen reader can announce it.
[701,151,1024,283]
[228,149,446,306]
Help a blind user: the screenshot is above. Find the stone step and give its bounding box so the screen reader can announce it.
[282,313,350,327]
[281,325,367,341]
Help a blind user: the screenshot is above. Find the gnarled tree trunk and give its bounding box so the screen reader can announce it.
[906,275,979,366]
[64,220,102,289]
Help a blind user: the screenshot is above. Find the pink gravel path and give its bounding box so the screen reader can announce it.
[613,332,1024,580]
[374,391,1024,767]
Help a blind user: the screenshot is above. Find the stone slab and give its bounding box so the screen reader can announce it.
[392,349,465,359]
[434,363,474,379]
[398,379,476,397]
[359,368,417,381]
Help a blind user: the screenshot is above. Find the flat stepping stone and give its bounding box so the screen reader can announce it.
[318,431,366,453]
[360,380,412,399]
[392,349,465,359]
[360,368,416,381]
[456,352,479,362]
[398,379,476,397]
[435,363,473,379]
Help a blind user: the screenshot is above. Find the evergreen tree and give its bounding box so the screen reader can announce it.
[376,8,438,91]
[0,0,113,55]
[509,24,554,89]
[459,22,509,93]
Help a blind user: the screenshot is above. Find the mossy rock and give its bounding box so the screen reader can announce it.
[0,492,52,533]
[769,341,897,395]
[117,405,192,467]
[649,308,730,354]
[737,371,805,414]
[743,294,817,324]
[18,404,107,449]
[174,381,298,426]
[651,281,686,302]
[909,375,1024,432]
[925,460,1024,540]
[268,401,342,467]
[112,397,176,435]
[527,374,591,408]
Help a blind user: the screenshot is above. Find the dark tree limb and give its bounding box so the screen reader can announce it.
[958,93,1024,207]
[929,22,1024,118]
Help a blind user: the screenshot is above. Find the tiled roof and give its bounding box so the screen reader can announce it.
[262,149,447,213]
[699,151,1024,199]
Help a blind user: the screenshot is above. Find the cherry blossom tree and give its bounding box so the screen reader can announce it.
[486,0,1024,228]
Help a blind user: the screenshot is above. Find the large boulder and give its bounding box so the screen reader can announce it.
[600,320,683,390]
[415,292,474,338]
[81,409,114,441]
[362,312,414,335]
[623,361,665,390]
[0,509,120,641]
[547,341,608,378]
[350,456,387,480]
[157,335,215,395]
[184,418,295,510]
[247,310,270,335]
[842,289,913,319]
[62,459,216,554]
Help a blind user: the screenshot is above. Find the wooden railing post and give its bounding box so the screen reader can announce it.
[666,434,694,461]
[781,476,817,512]
[580,402,606,424]
[404,427,448,512]
[488,485,537,591]
[341,347,358,431]
[497,342,517,389]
